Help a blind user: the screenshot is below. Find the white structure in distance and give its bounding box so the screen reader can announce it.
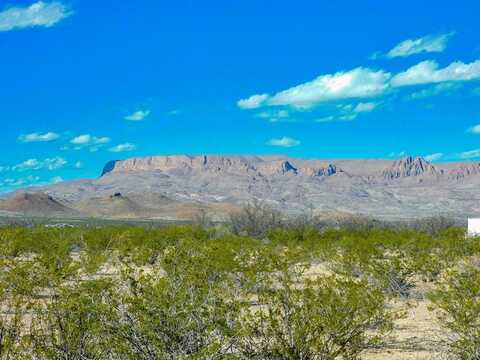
[468,218,480,237]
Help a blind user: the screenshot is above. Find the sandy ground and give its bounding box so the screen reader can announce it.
[364,300,445,359]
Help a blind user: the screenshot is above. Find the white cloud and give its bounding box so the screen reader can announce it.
[408,82,462,100]
[385,33,454,58]
[125,110,151,121]
[74,161,84,169]
[388,151,406,158]
[13,159,40,171]
[459,149,480,159]
[237,94,269,109]
[256,110,289,118]
[238,57,480,112]
[255,110,289,122]
[239,68,391,109]
[315,116,335,123]
[18,131,59,143]
[0,175,41,191]
[339,113,358,121]
[267,137,301,147]
[468,124,480,134]
[424,153,444,162]
[70,134,111,150]
[0,1,71,32]
[391,60,480,87]
[12,157,67,171]
[354,102,377,113]
[313,102,377,123]
[267,68,391,108]
[109,143,136,152]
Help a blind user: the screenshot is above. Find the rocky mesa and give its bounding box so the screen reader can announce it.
[1,155,480,221]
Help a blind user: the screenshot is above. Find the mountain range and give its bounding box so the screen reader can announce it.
[1,155,480,221]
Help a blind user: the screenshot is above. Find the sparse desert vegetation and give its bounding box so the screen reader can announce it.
[0,208,479,359]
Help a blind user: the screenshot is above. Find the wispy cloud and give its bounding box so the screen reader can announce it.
[315,102,378,123]
[237,94,270,109]
[375,33,455,59]
[69,134,111,151]
[70,134,110,145]
[408,82,462,100]
[109,143,136,152]
[0,1,71,32]
[12,157,67,172]
[391,60,480,87]
[0,174,68,193]
[263,68,390,109]
[267,137,301,147]
[353,102,377,113]
[424,153,444,162]
[0,175,41,192]
[388,151,406,158]
[255,110,290,122]
[467,124,480,134]
[238,57,480,112]
[459,149,480,159]
[125,110,151,121]
[18,131,60,143]
[315,116,336,123]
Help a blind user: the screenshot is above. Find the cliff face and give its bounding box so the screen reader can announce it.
[102,155,480,184]
[101,155,339,178]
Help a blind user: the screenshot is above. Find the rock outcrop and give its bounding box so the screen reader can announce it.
[101,155,340,178]
[101,156,258,175]
[381,156,438,180]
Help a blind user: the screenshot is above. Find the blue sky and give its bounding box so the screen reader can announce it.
[1,0,480,192]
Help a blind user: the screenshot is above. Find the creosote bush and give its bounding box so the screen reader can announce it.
[0,217,475,359]
[237,264,393,360]
[428,266,480,359]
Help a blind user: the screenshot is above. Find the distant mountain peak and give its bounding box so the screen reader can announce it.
[281,160,298,174]
[382,156,438,180]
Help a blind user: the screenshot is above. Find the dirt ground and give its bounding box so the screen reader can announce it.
[364,299,445,359]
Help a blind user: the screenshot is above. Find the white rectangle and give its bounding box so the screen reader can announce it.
[468,218,480,237]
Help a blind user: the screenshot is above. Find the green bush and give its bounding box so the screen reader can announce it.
[237,265,393,359]
[110,249,240,359]
[428,266,480,359]
[0,221,472,358]
[27,279,116,359]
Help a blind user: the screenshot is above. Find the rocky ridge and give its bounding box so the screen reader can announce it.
[2,155,480,221]
[102,155,340,178]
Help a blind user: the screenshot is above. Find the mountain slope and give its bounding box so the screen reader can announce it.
[5,155,480,221]
[0,192,78,216]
